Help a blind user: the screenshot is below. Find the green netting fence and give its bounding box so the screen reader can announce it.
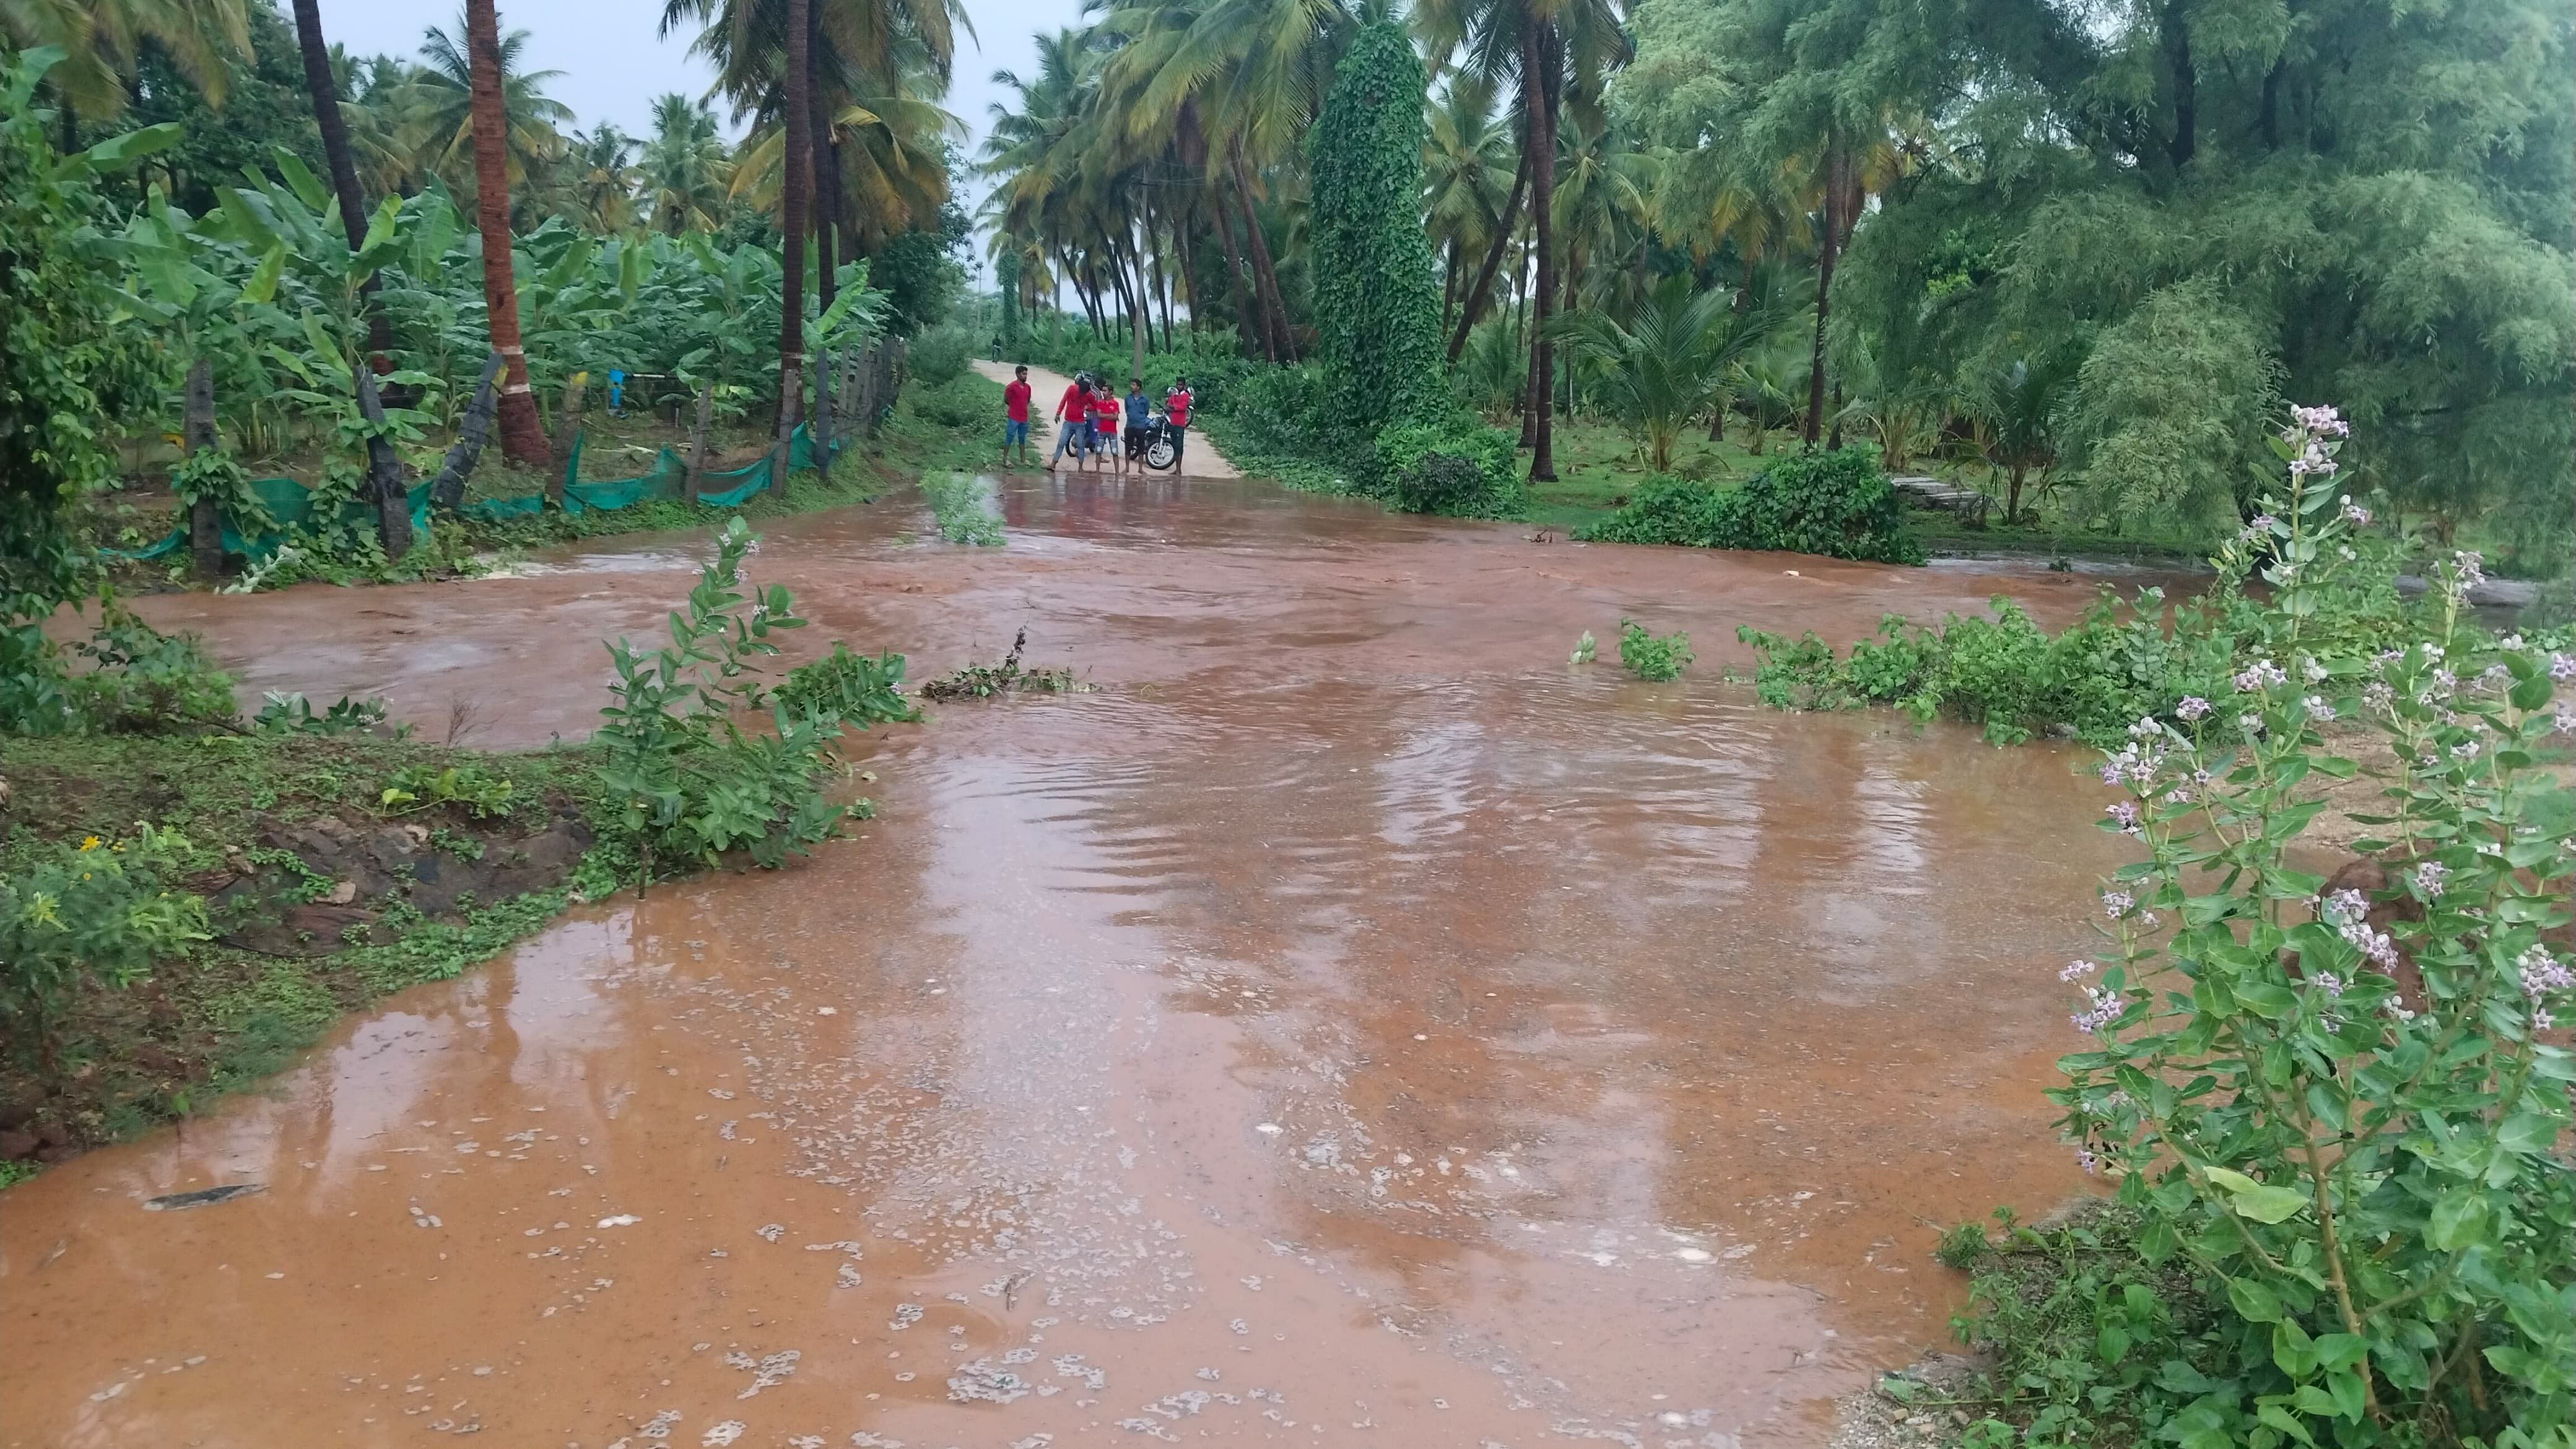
[111,423,840,562]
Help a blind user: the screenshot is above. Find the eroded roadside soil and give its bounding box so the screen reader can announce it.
[1,476,2173,1448]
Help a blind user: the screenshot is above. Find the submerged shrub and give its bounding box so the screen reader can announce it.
[1617,618,1692,681]
[1372,422,1523,519]
[775,644,920,729]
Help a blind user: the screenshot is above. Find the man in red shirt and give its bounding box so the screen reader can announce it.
[1001,365,1032,468]
[1045,374,1091,472]
[1164,375,1193,473]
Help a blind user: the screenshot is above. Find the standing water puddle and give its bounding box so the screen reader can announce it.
[3,476,2151,1447]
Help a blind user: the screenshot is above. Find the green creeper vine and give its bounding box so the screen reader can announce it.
[1305,22,1447,438]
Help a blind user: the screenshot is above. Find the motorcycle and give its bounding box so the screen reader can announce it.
[1125,411,1183,472]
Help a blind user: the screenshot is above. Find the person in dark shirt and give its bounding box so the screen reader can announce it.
[1123,378,1152,468]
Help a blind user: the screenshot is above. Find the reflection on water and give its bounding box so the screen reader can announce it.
[7,480,2131,1447]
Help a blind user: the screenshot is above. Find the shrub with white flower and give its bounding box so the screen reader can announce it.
[2050,404,2576,1446]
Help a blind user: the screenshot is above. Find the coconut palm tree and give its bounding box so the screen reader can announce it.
[407,9,572,198]
[460,0,546,464]
[562,123,640,232]
[1422,72,1515,340]
[641,92,731,233]
[1415,0,1630,481]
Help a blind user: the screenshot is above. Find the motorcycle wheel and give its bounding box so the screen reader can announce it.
[1145,438,1177,471]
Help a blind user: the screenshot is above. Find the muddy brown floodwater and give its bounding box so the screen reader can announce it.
[2,474,2187,1449]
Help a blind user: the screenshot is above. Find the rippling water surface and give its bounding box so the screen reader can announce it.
[3,475,2152,1448]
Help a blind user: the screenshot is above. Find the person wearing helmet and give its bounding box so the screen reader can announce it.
[1046,372,1092,472]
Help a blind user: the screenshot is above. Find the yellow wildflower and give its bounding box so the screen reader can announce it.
[80,835,101,851]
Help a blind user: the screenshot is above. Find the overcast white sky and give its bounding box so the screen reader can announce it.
[311,0,1071,287]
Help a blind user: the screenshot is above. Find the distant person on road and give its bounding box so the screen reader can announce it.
[1046,372,1091,473]
[1092,378,1126,476]
[1164,375,1192,472]
[1123,377,1152,469]
[1001,365,1033,468]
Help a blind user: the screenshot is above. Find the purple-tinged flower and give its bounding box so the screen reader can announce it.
[2076,1149,2100,1174]
[2313,972,2346,998]
[2176,696,2211,721]
[2234,659,2289,692]
[2290,404,2348,437]
[2551,653,2576,683]
[2382,996,2417,1023]
[2099,759,2124,787]
[2362,681,2395,713]
[2240,514,2279,541]
[2108,801,2140,833]
[2430,668,2458,698]
[2060,959,2100,982]
[2137,911,2160,929]
[2452,739,2481,761]
[2413,862,2448,898]
[2518,946,2573,1003]
[2537,1009,2557,1032]
[2304,658,2330,684]
[2163,788,2192,806]
[2477,664,2511,694]
[2103,891,2134,918]
[2556,707,2576,736]
[2191,768,2213,785]
[2304,695,2336,722]
[2239,713,2265,736]
[2341,500,2371,525]
[2320,888,2369,925]
[2455,550,2486,586]
[2071,986,2124,1035]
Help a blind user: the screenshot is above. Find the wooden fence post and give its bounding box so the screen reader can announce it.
[684,385,713,503]
[549,372,588,505]
[183,357,222,580]
[430,350,507,511]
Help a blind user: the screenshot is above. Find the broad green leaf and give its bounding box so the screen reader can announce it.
[2227,1276,2283,1323]
[240,243,286,306]
[2426,1190,2487,1251]
[62,121,181,177]
[2496,1114,2561,1153]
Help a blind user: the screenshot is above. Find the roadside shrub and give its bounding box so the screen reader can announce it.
[1577,450,1924,564]
[775,644,920,728]
[1,825,211,1065]
[1956,406,2576,1447]
[60,602,238,733]
[1225,363,1333,456]
[1740,589,2244,747]
[590,517,854,879]
[1575,476,1731,546]
[1617,618,1692,681]
[908,373,993,431]
[1372,423,1523,518]
[908,324,975,386]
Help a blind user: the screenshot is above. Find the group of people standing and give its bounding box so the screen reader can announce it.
[999,365,1191,476]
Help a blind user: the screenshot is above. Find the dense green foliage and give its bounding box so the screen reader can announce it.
[1626,0,2575,548]
[1578,448,1923,564]
[2026,411,2576,1447]
[1370,422,1522,519]
[1,824,209,1063]
[1306,23,1447,437]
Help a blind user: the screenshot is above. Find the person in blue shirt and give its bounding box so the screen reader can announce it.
[1123,377,1152,466]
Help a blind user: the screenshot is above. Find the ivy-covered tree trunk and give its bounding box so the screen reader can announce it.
[1307,22,1448,436]
[183,359,222,580]
[682,384,713,503]
[430,350,506,510]
[777,0,812,417]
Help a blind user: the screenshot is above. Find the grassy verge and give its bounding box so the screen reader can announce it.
[1192,409,1361,497]
[0,733,632,1179]
[1524,416,1772,533]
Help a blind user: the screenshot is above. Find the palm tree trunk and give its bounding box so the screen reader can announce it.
[1149,216,1173,353]
[778,0,812,416]
[1525,24,1559,482]
[1229,141,1294,362]
[808,8,837,311]
[463,0,547,468]
[1448,145,1529,363]
[183,359,222,580]
[1440,240,1460,340]
[1804,140,1852,449]
[287,0,388,362]
[1208,191,1270,362]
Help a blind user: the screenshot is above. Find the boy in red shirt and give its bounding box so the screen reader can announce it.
[1091,383,1125,476]
[1045,374,1091,472]
[1164,375,1193,472]
[1001,365,1033,468]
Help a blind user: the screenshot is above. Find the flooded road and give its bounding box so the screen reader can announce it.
[3,475,2146,1448]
